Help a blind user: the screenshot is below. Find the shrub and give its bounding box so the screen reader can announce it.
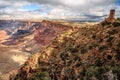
[89,42,99,50]
[117,42,120,47]
[112,66,120,80]
[74,56,81,61]
[115,49,120,60]
[106,36,114,42]
[75,61,82,67]
[98,38,103,43]
[98,45,106,52]
[80,67,86,76]
[110,60,116,66]
[80,48,87,54]
[94,67,107,80]
[95,59,103,66]
[107,55,112,60]
[108,29,118,35]
[113,22,120,27]
[101,21,111,26]
[68,47,78,53]
[31,72,51,80]
[60,52,69,61]
[92,34,96,39]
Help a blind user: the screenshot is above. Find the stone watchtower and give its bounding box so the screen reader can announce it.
[105,9,115,22]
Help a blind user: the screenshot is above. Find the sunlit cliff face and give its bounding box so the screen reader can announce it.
[0,30,8,41]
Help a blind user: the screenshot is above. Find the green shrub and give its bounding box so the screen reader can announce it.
[112,66,120,80]
[80,48,87,54]
[75,62,82,67]
[106,36,114,42]
[101,21,111,26]
[113,22,120,27]
[95,59,103,66]
[31,72,51,80]
[92,34,96,39]
[60,52,69,61]
[107,55,112,60]
[89,42,99,50]
[68,47,78,53]
[94,67,107,80]
[108,29,118,35]
[110,60,116,66]
[74,56,81,61]
[115,49,120,60]
[80,67,86,76]
[117,42,120,47]
[98,45,106,52]
[98,38,103,43]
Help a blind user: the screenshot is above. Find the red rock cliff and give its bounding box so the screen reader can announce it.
[34,20,71,46]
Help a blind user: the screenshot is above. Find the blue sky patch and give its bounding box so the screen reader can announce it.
[116,0,120,5]
[21,4,41,11]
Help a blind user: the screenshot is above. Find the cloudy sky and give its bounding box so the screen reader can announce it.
[0,0,119,21]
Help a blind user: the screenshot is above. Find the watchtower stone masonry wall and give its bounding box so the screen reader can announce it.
[105,9,115,22]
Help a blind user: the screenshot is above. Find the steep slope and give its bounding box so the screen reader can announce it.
[0,44,30,80]
[14,21,120,80]
[0,20,72,80]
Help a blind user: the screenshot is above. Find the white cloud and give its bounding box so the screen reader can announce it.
[61,0,86,6]
[0,0,30,8]
[23,0,118,20]
[0,0,119,21]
